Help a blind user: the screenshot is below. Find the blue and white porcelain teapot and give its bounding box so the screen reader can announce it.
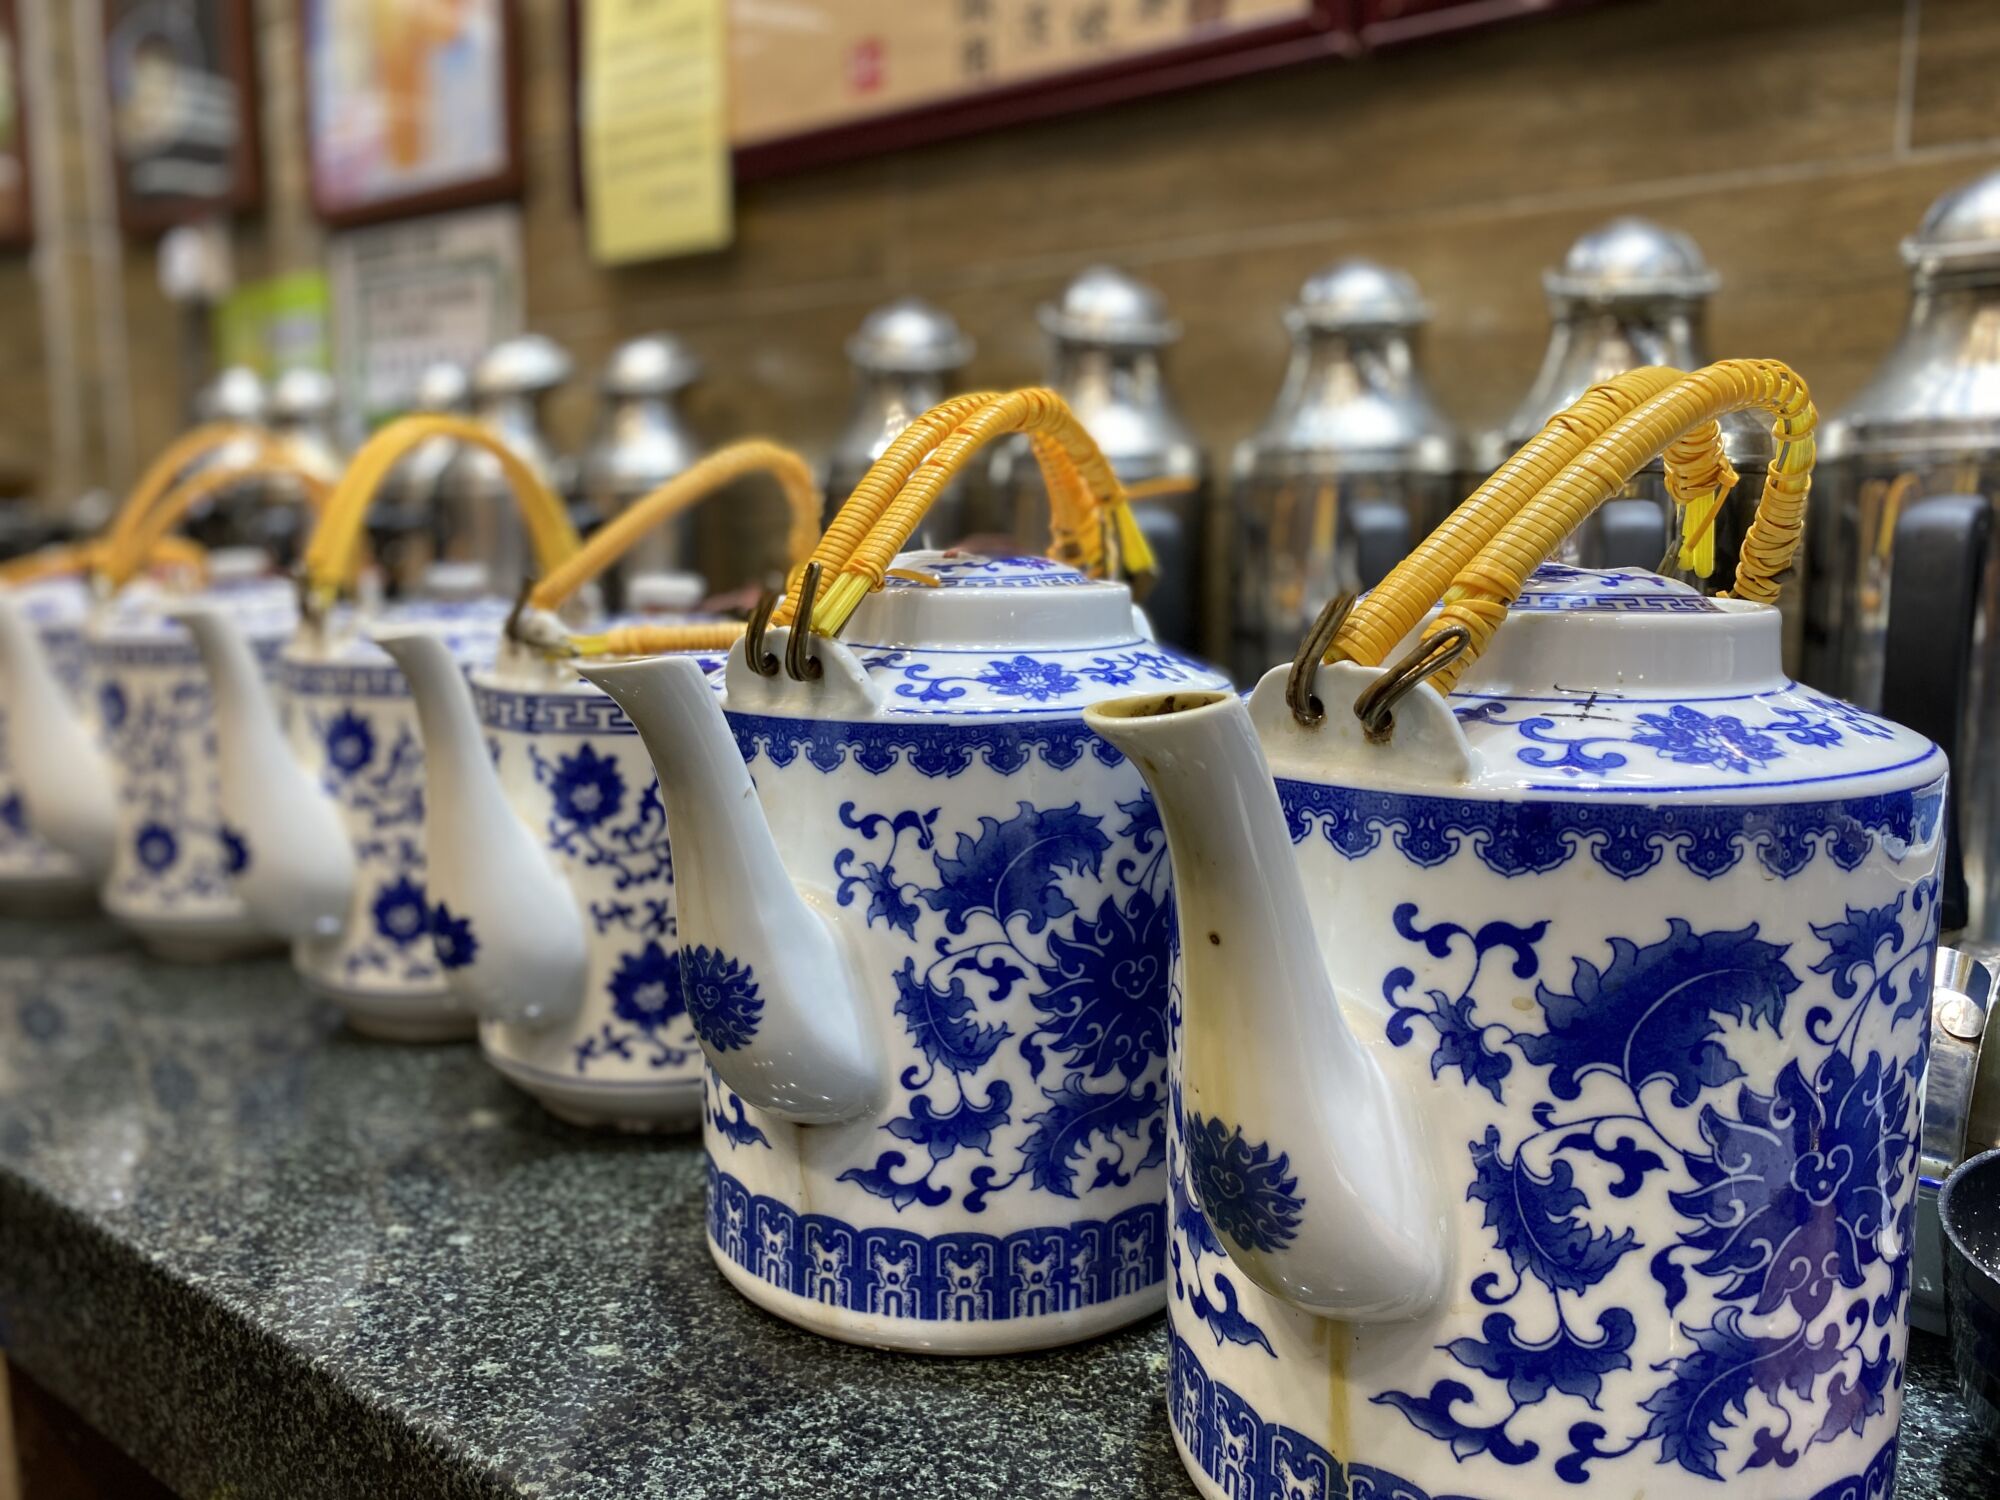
[575,389,1221,1352]
[1085,362,1939,1500]
[379,441,819,1126]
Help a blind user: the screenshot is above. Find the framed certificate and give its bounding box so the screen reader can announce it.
[102,0,262,232]
[301,0,522,227]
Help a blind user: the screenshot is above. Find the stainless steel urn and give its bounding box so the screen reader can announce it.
[579,334,704,600]
[434,334,572,594]
[1227,258,1456,684]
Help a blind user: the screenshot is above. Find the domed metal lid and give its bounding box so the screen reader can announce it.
[1287,258,1429,333]
[1543,217,1720,303]
[413,361,471,412]
[473,334,572,398]
[1902,167,2000,277]
[1038,265,1180,347]
[600,334,701,396]
[846,297,973,373]
[197,365,267,423]
[269,367,336,421]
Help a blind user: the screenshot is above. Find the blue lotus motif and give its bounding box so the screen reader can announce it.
[1031,888,1171,1081]
[1672,1048,1910,1320]
[431,902,478,969]
[548,743,624,828]
[977,655,1080,702]
[1184,1112,1304,1255]
[134,820,178,873]
[218,824,250,876]
[609,941,685,1030]
[98,681,126,731]
[323,709,376,776]
[1629,704,1780,772]
[370,876,430,948]
[0,792,23,837]
[680,944,763,1051]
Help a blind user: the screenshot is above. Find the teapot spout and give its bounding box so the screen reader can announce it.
[176,606,354,940]
[578,654,882,1125]
[1084,689,1449,1321]
[0,597,116,877]
[374,627,586,1027]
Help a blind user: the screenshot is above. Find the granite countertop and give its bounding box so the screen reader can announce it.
[1,916,1996,1499]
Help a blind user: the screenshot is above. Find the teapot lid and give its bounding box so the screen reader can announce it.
[92,571,298,653]
[846,297,974,373]
[1391,565,1937,801]
[286,596,510,677]
[9,574,92,633]
[818,550,1229,716]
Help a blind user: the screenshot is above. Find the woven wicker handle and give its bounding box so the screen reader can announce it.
[301,415,581,607]
[525,440,823,659]
[804,388,1156,638]
[101,449,334,589]
[1331,367,1686,669]
[1420,358,1814,694]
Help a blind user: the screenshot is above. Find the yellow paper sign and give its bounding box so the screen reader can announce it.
[584,0,733,264]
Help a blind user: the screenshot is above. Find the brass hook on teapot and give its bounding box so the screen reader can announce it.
[785,562,825,682]
[743,585,782,677]
[1286,591,1357,728]
[1352,625,1471,743]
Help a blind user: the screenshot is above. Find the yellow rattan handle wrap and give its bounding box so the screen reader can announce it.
[809,388,1155,637]
[1424,359,1815,693]
[769,391,999,628]
[528,441,821,614]
[1331,367,1687,668]
[95,423,265,571]
[102,454,333,589]
[570,620,747,657]
[302,416,581,604]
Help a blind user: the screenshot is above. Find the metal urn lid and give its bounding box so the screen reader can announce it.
[413,361,472,413]
[1248,258,1454,472]
[1543,216,1721,305]
[1039,265,1181,348]
[1287,258,1430,333]
[197,365,268,424]
[600,334,701,398]
[269,368,337,423]
[1497,218,1721,453]
[1833,168,2000,453]
[1901,166,2000,282]
[472,334,573,400]
[846,297,974,374]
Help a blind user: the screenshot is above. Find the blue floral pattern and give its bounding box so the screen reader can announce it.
[323,709,376,776]
[573,940,699,1074]
[1376,886,1933,1483]
[1183,1112,1305,1255]
[679,944,763,1052]
[134,821,178,874]
[546,743,625,829]
[826,793,1172,1217]
[370,875,430,948]
[431,901,478,970]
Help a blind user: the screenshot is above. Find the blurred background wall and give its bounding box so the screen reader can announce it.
[5,0,1998,504]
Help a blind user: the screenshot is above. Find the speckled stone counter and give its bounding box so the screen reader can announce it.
[0,917,1995,1499]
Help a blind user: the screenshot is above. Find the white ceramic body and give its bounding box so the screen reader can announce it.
[583,551,1234,1354]
[459,658,727,1128]
[1090,567,1941,1500]
[272,605,505,1039]
[0,581,95,910]
[88,580,298,960]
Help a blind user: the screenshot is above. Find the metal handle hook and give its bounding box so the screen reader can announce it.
[1352,625,1471,743]
[1285,591,1357,728]
[784,562,824,682]
[743,585,781,677]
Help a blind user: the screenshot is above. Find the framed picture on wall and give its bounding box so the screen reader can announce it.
[0,0,32,249]
[301,0,522,228]
[101,0,262,233]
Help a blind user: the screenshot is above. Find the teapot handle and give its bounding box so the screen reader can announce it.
[299,415,581,613]
[518,439,823,659]
[797,388,1160,638]
[99,448,333,589]
[1392,359,1817,696]
[1880,494,1990,934]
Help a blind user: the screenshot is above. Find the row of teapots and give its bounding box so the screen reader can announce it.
[0,369,1957,1500]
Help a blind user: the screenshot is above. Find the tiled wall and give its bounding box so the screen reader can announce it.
[10,0,2000,557]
